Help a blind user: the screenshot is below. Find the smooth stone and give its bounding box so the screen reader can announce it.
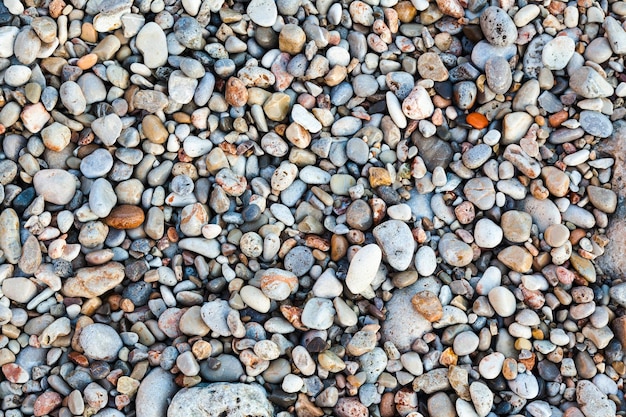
[247,0,278,27]
[485,56,512,94]
[80,149,114,178]
[59,81,86,115]
[2,278,37,303]
[488,287,516,317]
[474,218,503,248]
[500,210,532,243]
[464,177,495,210]
[453,331,480,356]
[62,262,125,298]
[439,233,473,267]
[503,112,533,144]
[542,36,575,70]
[301,298,335,330]
[576,380,617,417]
[569,66,614,98]
[33,169,77,205]
[415,246,437,276]
[508,373,539,399]
[80,324,123,361]
[579,111,613,138]
[518,196,561,232]
[402,85,434,120]
[471,41,516,71]
[480,7,518,47]
[373,220,415,271]
[346,244,382,295]
[497,245,533,273]
[89,178,117,218]
[136,368,177,417]
[200,300,232,337]
[587,185,617,213]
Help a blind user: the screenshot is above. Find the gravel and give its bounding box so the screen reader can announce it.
[0,1,625,417]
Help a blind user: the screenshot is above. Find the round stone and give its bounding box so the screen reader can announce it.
[79,324,123,361]
[474,218,503,248]
[488,287,517,317]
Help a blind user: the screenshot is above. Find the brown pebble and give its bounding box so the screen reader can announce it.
[394,1,417,22]
[331,234,348,261]
[105,205,145,229]
[411,290,444,322]
[225,77,248,107]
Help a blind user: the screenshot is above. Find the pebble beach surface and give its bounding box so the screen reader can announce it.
[0,0,626,416]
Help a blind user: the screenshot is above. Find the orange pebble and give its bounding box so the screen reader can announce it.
[76,53,98,70]
[466,112,489,129]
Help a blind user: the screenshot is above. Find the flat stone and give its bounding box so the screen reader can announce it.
[569,66,614,98]
[464,177,495,210]
[576,380,617,417]
[247,0,278,27]
[518,196,561,232]
[579,111,613,138]
[301,297,335,330]
[62,262,125,298]
[500,210,532,243]
[168,384,273,417]
[497,245,533,273]
[2,278,37,303]
[439,233,474,267]
[33,169,76,205]
[542,36,575,70]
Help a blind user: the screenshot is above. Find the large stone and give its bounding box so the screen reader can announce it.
[136,368,177,417]
[33,169,77,205]
[135,22,167,68]
[382,280,437,351]
[576,380,617,417]
[167,383,273,417]
[62,262,125,298]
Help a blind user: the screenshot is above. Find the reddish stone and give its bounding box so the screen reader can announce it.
[2,363,28,383]
[34,391,62,417]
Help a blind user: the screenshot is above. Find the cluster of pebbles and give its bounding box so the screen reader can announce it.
[2,0,626,416]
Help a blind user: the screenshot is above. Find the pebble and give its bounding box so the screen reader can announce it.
[480,7,518,47]
[301,298,335,330]
[439,233,474,267]
[136,23,168,68]
[346,244,382,295]
[488,287,517,317]
[79,324,123,361]
[136,368,177,417]
[542,36,575,70]
[474,218,503,249]
[33,169,77,205]
[383,282,434,351]
[415,246,437,276]
[373,220,414,271]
